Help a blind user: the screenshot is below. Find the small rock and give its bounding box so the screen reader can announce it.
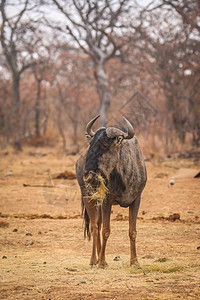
[13,228,18,232]
[25,240,34,246]
[168,213,180,222]
[38,231,42,234]
[64,267,77,272]
[113,256,121,261]
[2,256,7,259]
[26,233,32,236]
[43,262,47,264]
[142,211,146,215]
[197,246,200,250]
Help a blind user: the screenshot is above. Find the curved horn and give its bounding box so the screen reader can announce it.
[86,115,100,137]
[123,117,134,139]
[106,117,135,139]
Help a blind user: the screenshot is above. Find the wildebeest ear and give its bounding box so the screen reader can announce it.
[85,134,92,141]
[116,136,123,145]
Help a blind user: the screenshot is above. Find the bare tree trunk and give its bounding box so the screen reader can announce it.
[172,110,186,144]
[56,102,67,152]
[58,119,67,152]
[2,101,11,143]
[41,86,49,140]
[35,79,42,137]
[94,62,111,127]
[1,0,39,150]
[52,1,125,128]
[12,74,22,150]
[42,114,49,138]
[70,96,80,153]
[72,97,78,146]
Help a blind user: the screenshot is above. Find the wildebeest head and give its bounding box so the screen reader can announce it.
[84,115,134,186]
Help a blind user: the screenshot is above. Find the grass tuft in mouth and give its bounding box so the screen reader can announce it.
[85,174,108,205]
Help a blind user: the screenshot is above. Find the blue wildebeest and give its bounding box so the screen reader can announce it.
[76,115,147,268]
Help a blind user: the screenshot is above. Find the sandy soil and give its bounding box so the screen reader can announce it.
[0,147,200,299]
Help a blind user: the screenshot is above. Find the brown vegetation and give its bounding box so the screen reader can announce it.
[0,0,199,153]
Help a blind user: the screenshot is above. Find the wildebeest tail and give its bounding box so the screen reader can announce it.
[82,195,91,240]
[84,208,91,240]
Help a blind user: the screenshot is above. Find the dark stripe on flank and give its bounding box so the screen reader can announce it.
[109,168,126,194]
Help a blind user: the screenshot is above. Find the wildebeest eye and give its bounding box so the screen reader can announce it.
[116,136,123,144]
[85,134,92,141]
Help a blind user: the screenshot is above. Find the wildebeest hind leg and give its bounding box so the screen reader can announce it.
[129,195,141,266]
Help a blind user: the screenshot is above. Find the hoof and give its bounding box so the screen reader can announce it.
[98,261,108,268]
[90,259,98,266]
[130,260,140,267]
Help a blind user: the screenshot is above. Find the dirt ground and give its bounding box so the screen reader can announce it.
[0,146,200,299]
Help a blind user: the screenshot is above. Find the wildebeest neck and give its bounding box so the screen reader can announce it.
[85,129,114,176]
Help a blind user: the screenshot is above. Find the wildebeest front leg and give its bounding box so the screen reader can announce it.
[96,205,102,257]
[129,195,141,265]
[98,200,111,268]
[84,200,99,266]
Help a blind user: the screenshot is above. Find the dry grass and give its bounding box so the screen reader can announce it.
[86,173,108,205]
[128,260,200,274]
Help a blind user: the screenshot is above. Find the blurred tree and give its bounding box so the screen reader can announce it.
[0,0,199,152]
[51,46,97,152]
[32,57,51,138]
[0,70,12,146]
[0,0,42,149]
[52,0,132,127]
[159,0,200,33]
[128,2,200,146]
